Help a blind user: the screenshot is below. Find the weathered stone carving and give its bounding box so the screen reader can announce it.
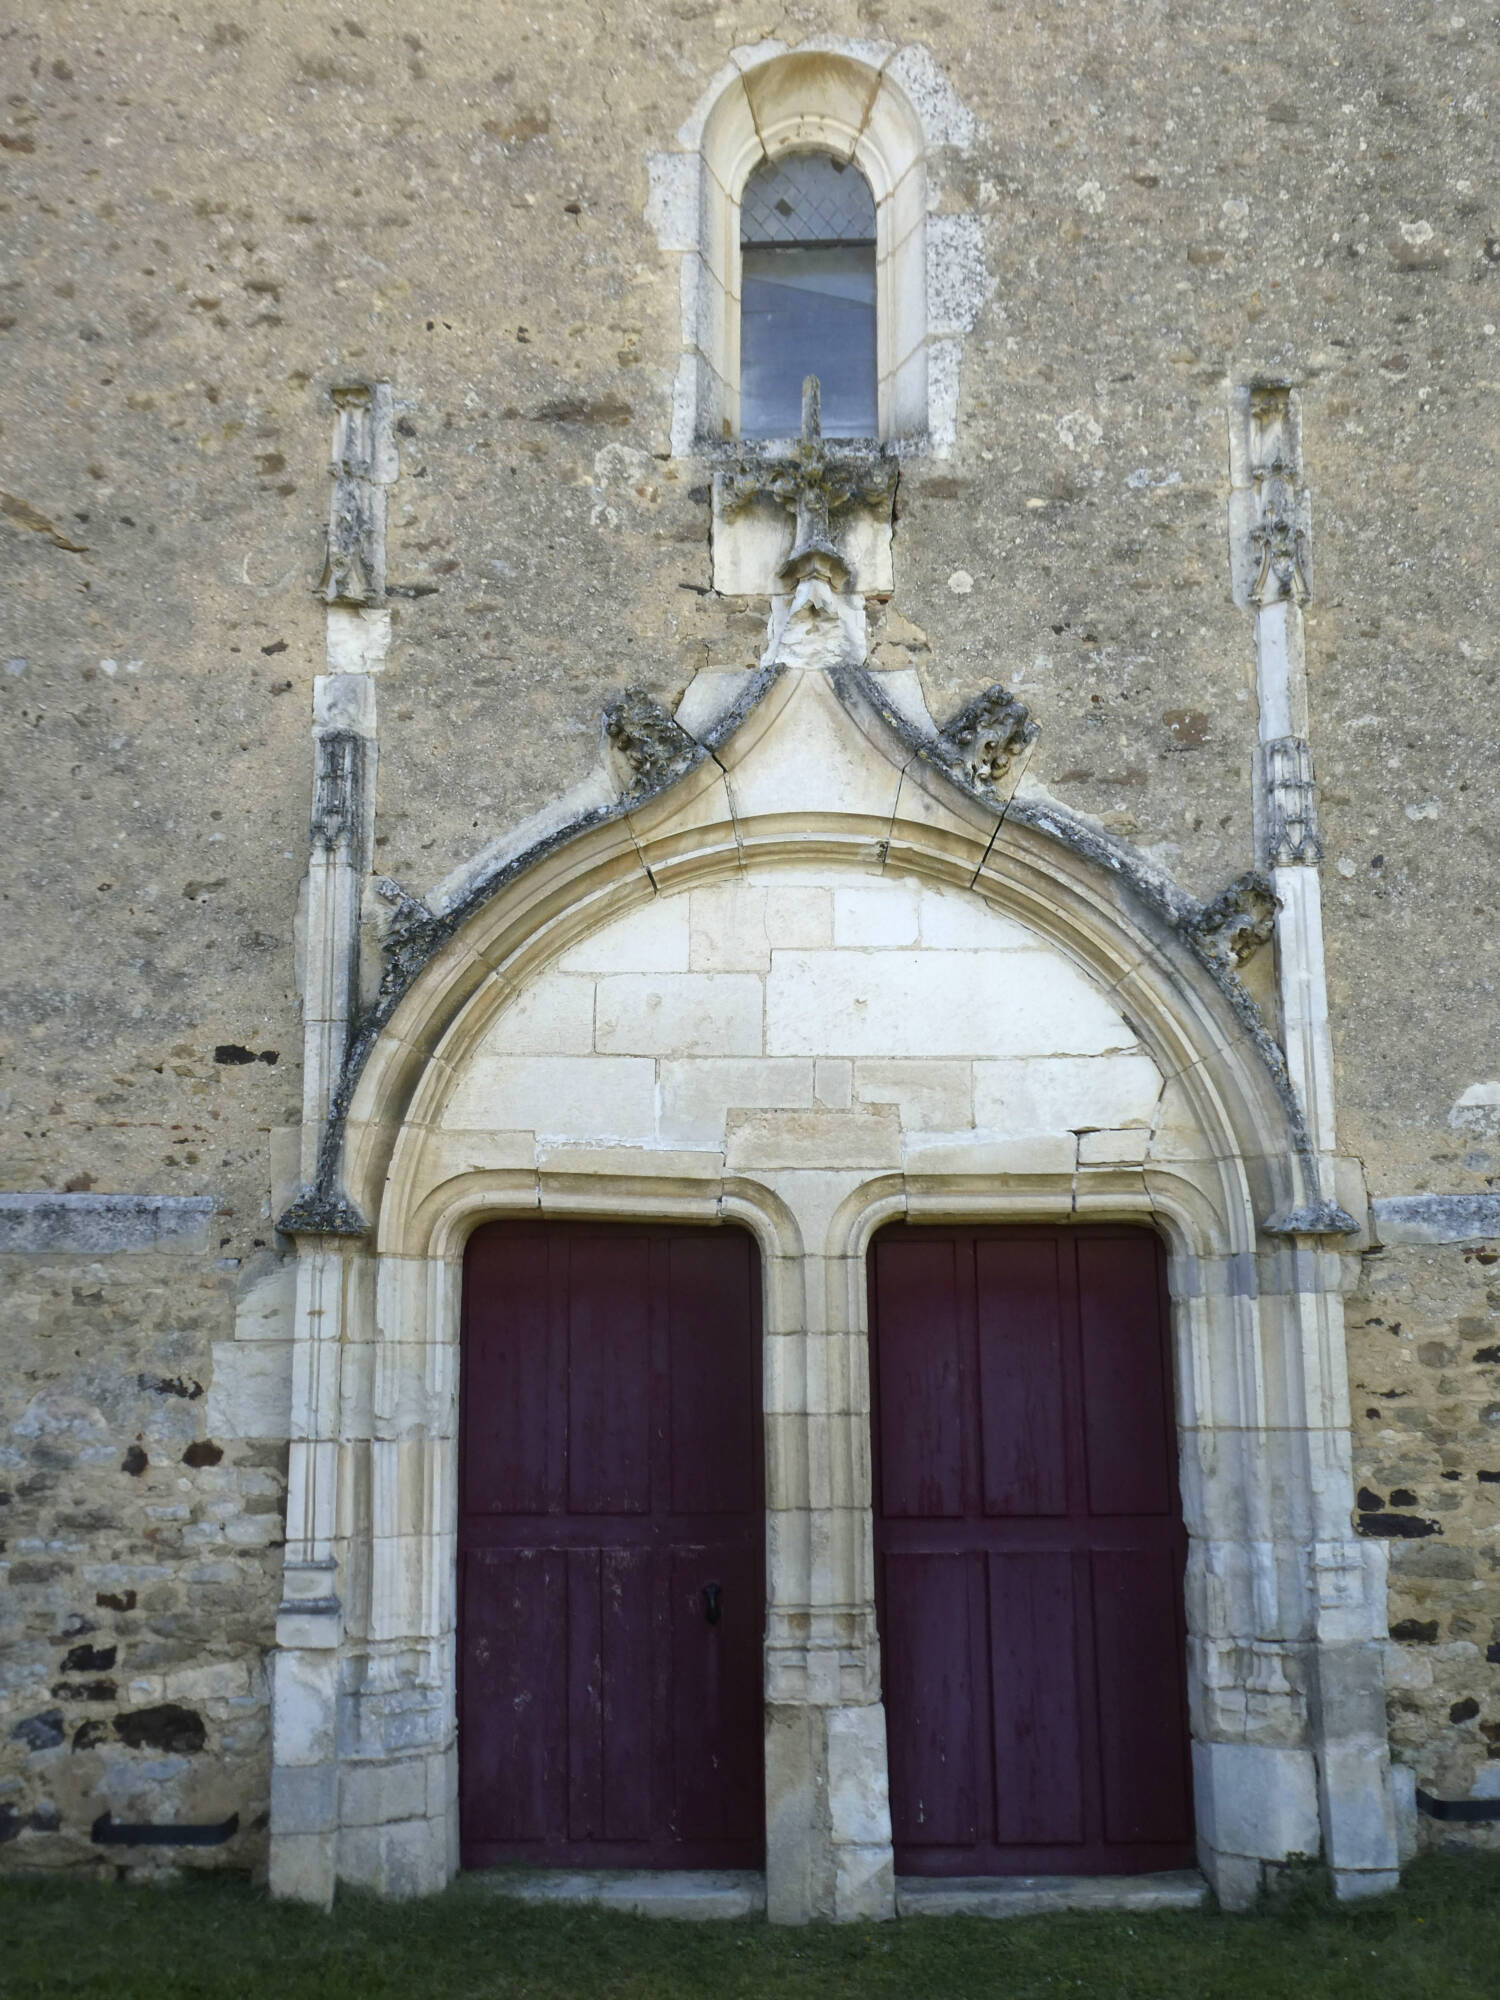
[371,877,452,1007]
[309,730,365,851]
[603,688,702,800]
[1261,735,1323,866]
[316,384,385,606]
[1262,1199,1360,1237]
[1190,871,1280,969]
[935,685,1039,796]
[276,1184,367,1238]
[1247,383,1311,606]
[719,377,896,594]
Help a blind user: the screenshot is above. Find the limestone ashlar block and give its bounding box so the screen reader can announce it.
[269,1830,335,1907]
[1076,1127,1152,1167]
[207,1339,293,1441]
[914,882,1037,951]
[340,1755,428,1829]
[594,972,765,1058]
[764,948,1130,1059]
[271,1760,339,1836]
[726,1106,902,1172]
[718,673,905,824]
[834,1842,896,1922]
[855,1051,979,1130]
[557,895,692,974]
[479,972,597,1054]
[657,1056,816,1146]
[833,882,921,948]
[827,1702,893,1849]
[973,1052,1162,1138]
[441,1055,657,1142]
[688,878,834,971]
[272,1650,338,1768]
[1192,1740,1321,1862]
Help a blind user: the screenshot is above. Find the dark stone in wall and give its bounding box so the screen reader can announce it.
[9,1711,64,1752]
[1390,1619,1441,1643]
[61,1644,116,1673]
[112,1705,205,1754]
[120,1445,148,1476]
[1357,1512,1442,1538]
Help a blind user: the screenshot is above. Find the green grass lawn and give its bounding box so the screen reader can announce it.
[1,1854,1497,1999]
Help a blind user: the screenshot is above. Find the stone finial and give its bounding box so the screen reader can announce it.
[935,685,1039,797]
[1189,871,1280,969]
[603,688,703,800]
[1246,384,1311,606]
[316,383,390,606]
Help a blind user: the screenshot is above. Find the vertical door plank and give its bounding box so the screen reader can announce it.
[882,1551,980,1847]
[566,1549,602,1843]
[670,1543,762,1843]
[566,1233,653,1516]
[668,1232,758,1518]
[600,1546,655,1843]
[873,1236,965,1519]
[1076,1234,1174,1518]
[988,1551,1085,1846]
[975,1237,1068,1518]
[460,1547,567,1844]
[462,1230,553,1516]
[1091,1549,1195,1847]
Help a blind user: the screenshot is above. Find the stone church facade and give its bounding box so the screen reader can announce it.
[3,5,1498,1917]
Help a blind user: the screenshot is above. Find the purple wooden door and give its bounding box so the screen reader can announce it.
[871,1225,1194,1876]
[459,1221,764,1870]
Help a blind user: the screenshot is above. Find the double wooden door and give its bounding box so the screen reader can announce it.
[459,1221,764,1869]
[871,1225,1194,1877]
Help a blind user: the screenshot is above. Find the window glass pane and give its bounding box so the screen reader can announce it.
[741,152,876,248]
[740,245,877,439]
[739,152,878,441]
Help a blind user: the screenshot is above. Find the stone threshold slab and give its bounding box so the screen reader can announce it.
[896,1870,1208,1919]
[469,1868,766,1920]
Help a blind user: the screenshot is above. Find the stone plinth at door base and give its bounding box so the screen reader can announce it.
[471,1870,766,1920]
[896,1871,1209,1919]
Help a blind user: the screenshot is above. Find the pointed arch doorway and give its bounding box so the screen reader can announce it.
[457,1219,765,1870]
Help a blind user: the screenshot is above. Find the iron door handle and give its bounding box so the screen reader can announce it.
[702,1581,722,1626]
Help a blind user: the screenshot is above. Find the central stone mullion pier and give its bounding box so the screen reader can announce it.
[761,1217,894,1922]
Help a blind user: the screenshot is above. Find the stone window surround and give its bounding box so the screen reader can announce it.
[267,714,1402,1915]
[647,40,986,457]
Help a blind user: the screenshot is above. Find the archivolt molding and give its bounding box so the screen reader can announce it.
[300,655,1336,1255]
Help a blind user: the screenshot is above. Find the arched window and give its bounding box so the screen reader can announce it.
[649,44,982,454]
[739,152,877,440]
